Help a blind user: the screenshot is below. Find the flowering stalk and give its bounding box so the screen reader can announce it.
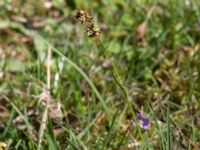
[97,40,145,143]
[75,10,145,144]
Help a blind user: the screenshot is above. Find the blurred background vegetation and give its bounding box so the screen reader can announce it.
[0,0,200,149]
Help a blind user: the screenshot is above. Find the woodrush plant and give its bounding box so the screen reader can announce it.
[75,10,146,144]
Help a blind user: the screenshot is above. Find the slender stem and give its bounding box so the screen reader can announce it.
[97,39,145,144]
[38,46,51,150]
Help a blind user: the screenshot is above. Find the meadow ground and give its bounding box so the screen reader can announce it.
[0,0,200,149]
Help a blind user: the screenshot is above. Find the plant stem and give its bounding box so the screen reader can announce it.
[97,39,145,144]
[38,46,51,150]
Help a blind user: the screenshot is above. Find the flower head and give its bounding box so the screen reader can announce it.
[75,10,93,24]
[131,113,150,131]
[75,10,100,38]
[87,24,100,37]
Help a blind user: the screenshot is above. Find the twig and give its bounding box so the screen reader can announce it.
[38,46,51,150]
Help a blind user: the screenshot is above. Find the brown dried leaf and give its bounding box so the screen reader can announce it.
[96,112,105,124]
[53,128,65,137]
[49,102,63,121]
[183,43,200,57]
[0,105,9,127]
[191,141,200,150]
[136,21,147,40]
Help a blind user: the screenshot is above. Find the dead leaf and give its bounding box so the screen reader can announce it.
[136,21,147,40]
[96,112,105,124]
[49,102,63,121]
[183,43,200,57]
[128,139,142,148]
[53,128,65,137]
[191,141,200,150]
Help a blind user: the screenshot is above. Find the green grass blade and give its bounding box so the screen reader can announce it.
[167,100,171,150]
[102,110,118,150]
[35,33,111,120]
[46,118,58,150]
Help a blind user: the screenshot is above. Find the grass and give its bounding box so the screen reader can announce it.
[0,0,200,149]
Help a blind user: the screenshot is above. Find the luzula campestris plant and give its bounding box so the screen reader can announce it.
[75,10,146,142]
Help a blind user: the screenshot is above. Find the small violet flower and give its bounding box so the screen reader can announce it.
[131,113,151,131]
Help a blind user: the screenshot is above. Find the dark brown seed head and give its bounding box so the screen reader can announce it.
[75,10,93,24]
[75,10,100,38]
[87,24,100,37]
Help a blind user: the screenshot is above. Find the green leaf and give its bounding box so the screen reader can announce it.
[33,36,47,61]
[46,118,58,150]
[1,58,26,72]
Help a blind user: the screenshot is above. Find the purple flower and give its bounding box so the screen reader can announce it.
[131,113,150,131]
